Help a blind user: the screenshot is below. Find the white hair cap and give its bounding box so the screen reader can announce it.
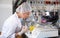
[16,2,32,13]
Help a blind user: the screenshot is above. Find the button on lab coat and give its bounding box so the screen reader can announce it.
[0,13,22,38]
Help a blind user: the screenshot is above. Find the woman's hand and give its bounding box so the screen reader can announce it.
[21,26,28,33]
[16,26,28,36]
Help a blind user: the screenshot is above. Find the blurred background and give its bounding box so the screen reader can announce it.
[0,0,60,38]
[0,0,12,31]
[0,0,60,32]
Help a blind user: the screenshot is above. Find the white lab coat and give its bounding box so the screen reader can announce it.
[0,13,22,38]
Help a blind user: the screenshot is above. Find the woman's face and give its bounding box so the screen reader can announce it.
[19,11,30,19]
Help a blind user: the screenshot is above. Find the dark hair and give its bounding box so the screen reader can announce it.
[19,0,27,5]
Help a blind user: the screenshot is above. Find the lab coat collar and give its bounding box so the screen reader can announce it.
[14,12,20,19]
[14,12,21,23]
[14,12,23,28]
[14,12,24,23]
[14,12,23,20]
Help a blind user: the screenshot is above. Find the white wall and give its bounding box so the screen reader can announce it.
[0,0,12,31]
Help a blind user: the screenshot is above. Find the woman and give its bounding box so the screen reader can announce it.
[0,2,32,38]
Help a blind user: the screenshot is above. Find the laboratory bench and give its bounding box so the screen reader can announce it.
[25,24,59,38]
[0,26,60,38]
